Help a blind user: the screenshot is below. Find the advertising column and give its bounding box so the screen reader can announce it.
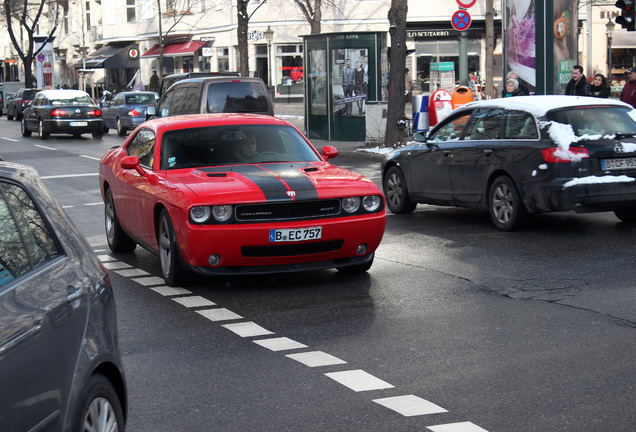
[35,37,55,90]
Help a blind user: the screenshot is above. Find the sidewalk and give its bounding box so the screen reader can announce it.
[273,100,389,161]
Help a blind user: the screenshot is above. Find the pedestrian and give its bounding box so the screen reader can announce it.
[505,71,529,95]
[565,65,587,96]
[405,68,412,99]
[342,58,354,116]
[585,73,611,98]
[149,71,159,93]
[620,66,636,108]
[354,59,365,115]
[502,78,524,97]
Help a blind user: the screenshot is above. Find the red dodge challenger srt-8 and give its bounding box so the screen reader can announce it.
[99,113,386,286]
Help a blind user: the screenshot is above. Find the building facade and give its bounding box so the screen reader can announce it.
[0,0,633,98]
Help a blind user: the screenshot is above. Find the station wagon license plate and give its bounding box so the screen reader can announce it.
[269,227,322,242]
[601,158,636,170]
[70,121,88,127]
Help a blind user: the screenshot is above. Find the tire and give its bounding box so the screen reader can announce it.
[16,111,21,121]
[614,210,636,223]
[21,118,31,137]
[74,374,125,432]
[383,165,417,214]
[7,109,13,121]
[158,209,186,287]
[488,175,526,231]
[92,132,103,139]
[337,253,374,274]
[105,188,136,253]
[38,119,49,140]
[103,126,110,134]
[117,118,126,136]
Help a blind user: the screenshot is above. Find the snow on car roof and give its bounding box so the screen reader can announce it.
[460,95,632,117]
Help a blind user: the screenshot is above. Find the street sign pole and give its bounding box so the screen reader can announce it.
[459,30,468,86]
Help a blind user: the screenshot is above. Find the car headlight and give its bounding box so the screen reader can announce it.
[190,206,211,223]
[363,195,382,212]
[212,205,233,222]
[342,197,361,213]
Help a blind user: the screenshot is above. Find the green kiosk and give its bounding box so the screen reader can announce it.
[303,32,388,142]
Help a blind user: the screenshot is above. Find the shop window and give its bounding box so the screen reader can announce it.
[217,47,229,72]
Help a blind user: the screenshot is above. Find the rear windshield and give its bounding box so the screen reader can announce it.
[23,90,40,98]
[206,82,269,114]
[547,106,636,137]
[159,124,320,170]
[51,95,92,105]
[125,94,156,104]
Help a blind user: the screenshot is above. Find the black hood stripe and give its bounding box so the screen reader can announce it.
[201,164,319,201]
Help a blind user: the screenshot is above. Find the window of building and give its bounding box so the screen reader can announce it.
[274,44,303,96]
[127,0,136,22]
[217,47,229,72]
[85,1,91,28]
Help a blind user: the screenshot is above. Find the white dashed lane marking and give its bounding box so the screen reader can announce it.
[101,254,490,429]
[325,369,394,392]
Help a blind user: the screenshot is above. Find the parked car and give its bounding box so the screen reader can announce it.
[382,96,636,231]
[0,161,127,431]
[159,71,239,96]
[6,88,41,120]
[154,76,274,118]
[21,89,104,140]
[99,114,386,286]
[102,91,157,136]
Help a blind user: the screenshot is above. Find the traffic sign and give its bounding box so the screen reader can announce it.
[456,0,477,8]
[37,53,46,62]
[451,10,472,31]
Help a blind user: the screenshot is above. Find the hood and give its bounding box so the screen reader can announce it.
[166,162,380,203]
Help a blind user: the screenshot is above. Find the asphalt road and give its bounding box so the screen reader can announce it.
[1,118,635,432]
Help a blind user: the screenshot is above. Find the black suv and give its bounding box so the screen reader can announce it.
[155,76,273,117]
[7,88,42,121]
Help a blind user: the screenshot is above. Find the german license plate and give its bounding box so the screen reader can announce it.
[70,121,88,127]
[269,227,322,242]
[601,158,636,170]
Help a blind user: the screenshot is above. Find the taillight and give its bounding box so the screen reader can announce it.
[541,147,590,163]
[51,108,67,116]
[88,109,102,116]
[21,99,31,105]
[127,109,140,117]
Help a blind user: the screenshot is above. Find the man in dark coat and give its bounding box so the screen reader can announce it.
[620,66,636,108]
[565,65,587,96]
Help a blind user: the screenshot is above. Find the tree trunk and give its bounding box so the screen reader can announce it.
[484,0,495,99]
[384,0,408,148]
[237,0,249,77]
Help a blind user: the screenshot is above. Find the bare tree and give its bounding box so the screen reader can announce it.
[384,0,408,148]
[293,0,322,34]
[236,0,269,77]
[484,0,495,99]
[3,0,60,87]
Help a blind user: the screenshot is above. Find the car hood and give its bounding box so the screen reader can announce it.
[165,162,379,202]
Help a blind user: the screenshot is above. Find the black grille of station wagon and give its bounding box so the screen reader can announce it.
[235,199,341,221]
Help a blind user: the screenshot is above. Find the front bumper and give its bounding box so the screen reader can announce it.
[175,213,386,274]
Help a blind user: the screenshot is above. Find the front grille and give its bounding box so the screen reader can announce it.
[236,199,341,221]
[242,240,344,257]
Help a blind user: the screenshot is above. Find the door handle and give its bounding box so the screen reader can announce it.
[66,288,82,303]
[483,149,493,155]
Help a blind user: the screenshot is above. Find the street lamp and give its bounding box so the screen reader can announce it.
[264,25,274,88]
[606,18,615,82]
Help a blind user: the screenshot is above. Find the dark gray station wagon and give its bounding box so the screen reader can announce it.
[382,96,636,230]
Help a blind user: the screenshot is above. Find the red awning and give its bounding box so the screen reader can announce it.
[142,40,206,58]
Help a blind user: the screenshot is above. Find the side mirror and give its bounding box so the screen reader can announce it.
[413,132,427,142]
[146,105,156,119]
[321,145,338,161]
[121,155,145,176]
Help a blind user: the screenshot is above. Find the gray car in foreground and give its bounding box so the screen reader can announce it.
[0,161,127,431]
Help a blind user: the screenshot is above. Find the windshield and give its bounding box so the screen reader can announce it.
[547,106,636,137]
[159,124,321,170]
[125,93,156,104]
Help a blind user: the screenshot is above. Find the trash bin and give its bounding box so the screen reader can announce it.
[412,94,429,133]
[452,86,474,109]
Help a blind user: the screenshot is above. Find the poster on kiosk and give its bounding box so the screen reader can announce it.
[428,89,453,128]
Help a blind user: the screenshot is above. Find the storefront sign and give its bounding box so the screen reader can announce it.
[407,30,452,38]
[247,30,265,41]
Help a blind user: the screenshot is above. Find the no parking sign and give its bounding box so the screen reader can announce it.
[451,10,472,32]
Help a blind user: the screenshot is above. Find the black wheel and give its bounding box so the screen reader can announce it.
[116,118,126,136]
[16,111,21,121]
[158,209,186,286]
[105,188,136,253]
[7,109,13,121]
[103,126,110,134]
[38,119,49,140]
[488,175,526,231]
[92,132,103,139]
[337,253,374,274]
[74,374,125,432]
[21,118,31,137]
[383,165,417,214]
[614,210,636,223]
